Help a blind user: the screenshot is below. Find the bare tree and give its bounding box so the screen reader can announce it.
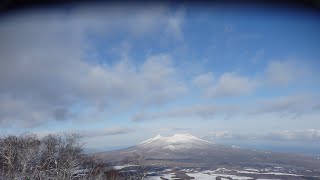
[0,135,19,178]
[121,153,151,180]
[0,133,121,180]
[16,134,41,175]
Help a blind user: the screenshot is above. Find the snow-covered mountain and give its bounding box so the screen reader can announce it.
[96,134,219,161]
[96,134,320,170]
[137,134,213,151]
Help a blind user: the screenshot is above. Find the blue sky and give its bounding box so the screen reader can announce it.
[0,4,319,153]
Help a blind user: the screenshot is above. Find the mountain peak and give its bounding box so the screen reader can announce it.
[154,134,162,139]
[138,133,213,151]
[138,134,163,145]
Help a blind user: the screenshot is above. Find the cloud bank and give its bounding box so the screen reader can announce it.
[0,6,186,127]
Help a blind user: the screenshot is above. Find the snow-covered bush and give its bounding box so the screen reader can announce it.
[0,133,119,180]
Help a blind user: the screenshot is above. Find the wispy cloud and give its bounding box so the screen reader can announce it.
[27,127,134,139]
[252,94,317,118]
[132,93,319,122]
[165,8,185,40]
[132,104,236,121]
[205,129,320,142]
[193,72,258,98]
[193,59,311,99]
[192,72,214,88]
[265,60,307,86]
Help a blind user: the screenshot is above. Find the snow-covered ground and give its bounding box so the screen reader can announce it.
[236,170,302,177]
[112,164,138,170]
[187,172,252,180]
[146,171,253,180]
[143,167,309,180]
[147,173,175,180]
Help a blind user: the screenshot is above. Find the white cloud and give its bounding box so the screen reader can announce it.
[193,72,257,98]
[132,104,236,121]
[208,72,257,97]
[80,127,135,138]
[252,94,318,118]
[192,72,214,88]
[27,127,134,139]
[132,93,319,122]
[68,4,184,38]
[165,8,185,40]
[0,50,185,127]
[265,60,306,86]
[193,59,310,99]
[0,6,187,127]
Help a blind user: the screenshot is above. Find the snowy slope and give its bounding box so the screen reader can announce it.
[137,134,213,152]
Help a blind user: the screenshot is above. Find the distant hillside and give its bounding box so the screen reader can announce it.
[96,134,320,171]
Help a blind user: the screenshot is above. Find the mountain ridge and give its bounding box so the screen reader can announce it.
[95,133,320,170]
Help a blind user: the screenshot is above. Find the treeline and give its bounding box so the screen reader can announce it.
[0,134,123,180]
